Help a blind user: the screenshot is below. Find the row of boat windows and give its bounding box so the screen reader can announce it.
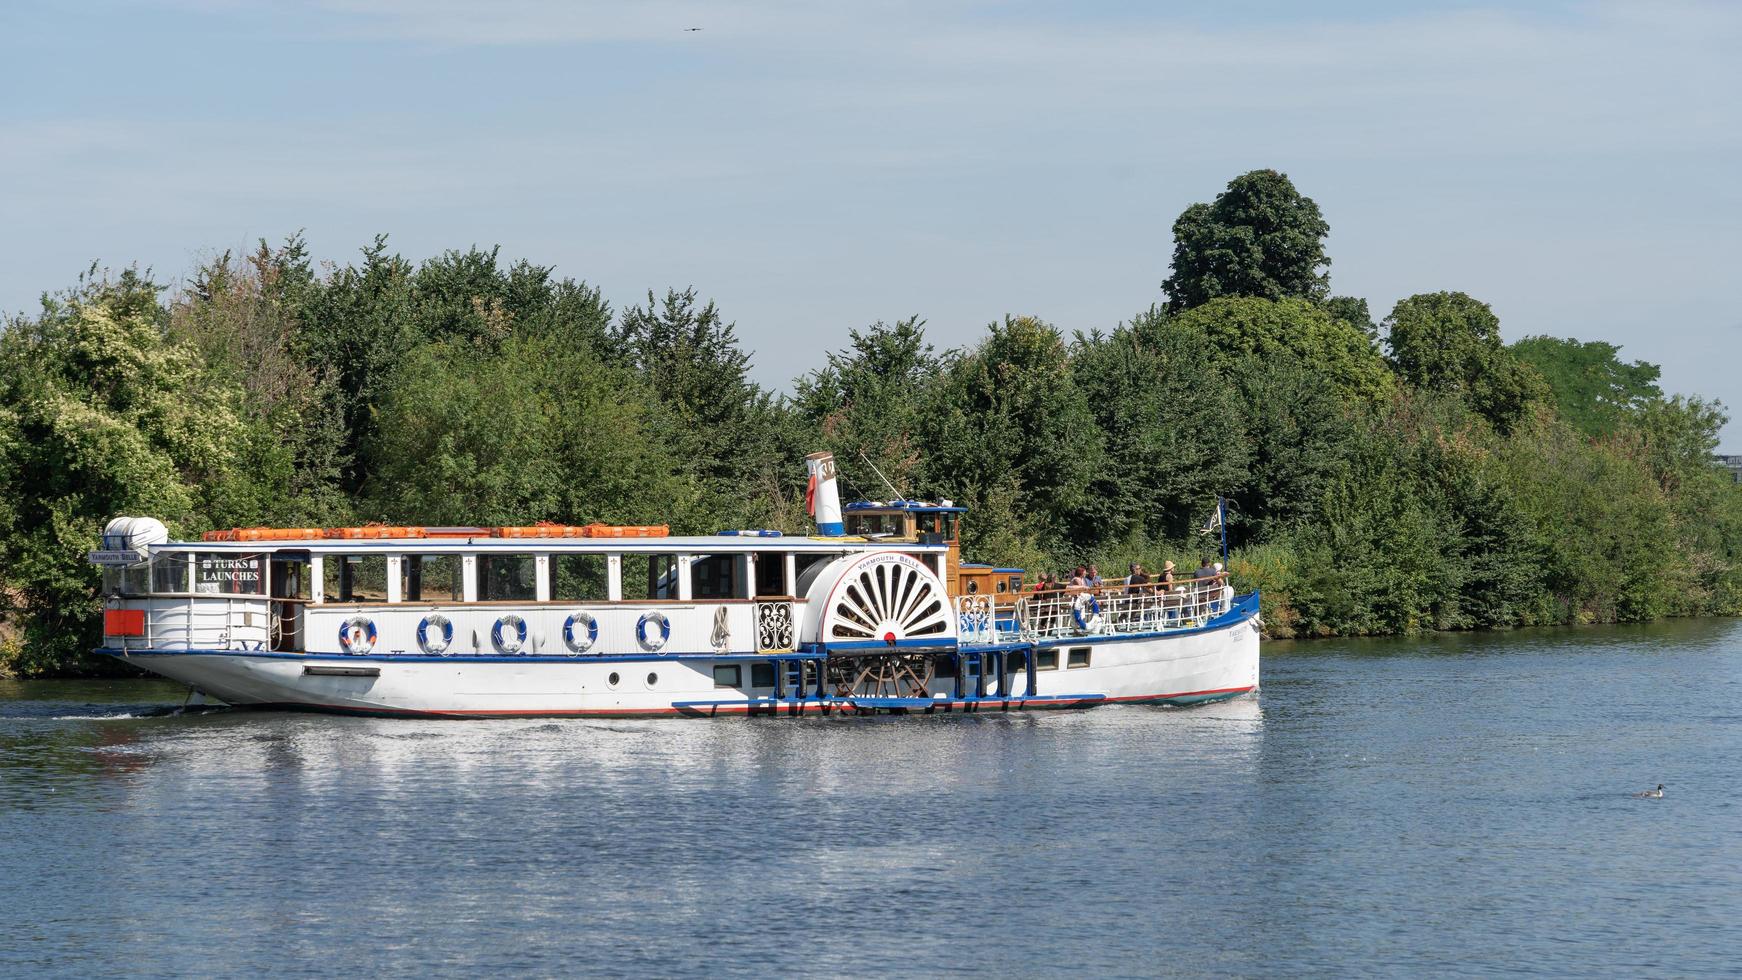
[709,649,1092,689]
[106,551,943,602]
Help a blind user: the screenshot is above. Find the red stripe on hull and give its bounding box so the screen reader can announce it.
[251,686,1256,719]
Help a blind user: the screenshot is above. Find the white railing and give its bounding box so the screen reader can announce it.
[955,576,1235,644]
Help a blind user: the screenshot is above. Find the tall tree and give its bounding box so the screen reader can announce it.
[1170,296,1393,403]
[1510,335,1662,438]
[793,317,940,495]
[1163,169,1331,313]
[1384,291,1546,432]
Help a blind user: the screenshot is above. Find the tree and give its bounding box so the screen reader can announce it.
[1383,291,1546,432]
[0,271,278,674]
[1510,335,1662,438]
[1067,311,1249,549]
[793,317,940,494]
[1325,295,1377,338]
[921,316,1102,560]
[1163,169,1330,313]
[1170,296,1393,403]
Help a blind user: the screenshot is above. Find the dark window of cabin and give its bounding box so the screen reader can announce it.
[552,554,607,601]
[933,655,958,678]
[996,577,1008,593]
[1035,649,1059,671]
[1009,575,1022,593]
[403,554,461,602]
[754,553,788,597]
[619,554,650,601]
[941,514,959,541]
[916,512,942,535]
[478,554,536,601]
[691,554,741,600]
[713,664,742,689]
[333,555,389,602]
[750,663,776,688]
[1067,647,1091,669]
[1008,651,1028,672]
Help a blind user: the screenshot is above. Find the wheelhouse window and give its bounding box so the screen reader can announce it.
[690,554,743,600]
[150,553,192,594]
[102,560,153,596]
[753,552,789,597]
[403,554,462,602]
[846,512,906,537]
[327,555,389,602]
[552,554,608,602]
[478,554,536,602]
[194,553,265,595]
[713,664,743,689]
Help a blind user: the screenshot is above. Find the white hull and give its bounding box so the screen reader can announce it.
[105,612,1260,717]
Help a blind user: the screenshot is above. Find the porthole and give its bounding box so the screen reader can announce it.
[646,672,659,687]
[607,671,620,687]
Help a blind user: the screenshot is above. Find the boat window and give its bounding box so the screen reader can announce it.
[102,560,153,597]
[941,514,959,541]
[193,553,265,596]
[753,553,788,597]
[1035,649,1059,671]
[690,554,742,600]
[619,554,676,601]
[996,578,1008,593]
[403,554,462,602]
[1067,647,1091,669]
[915,512,941,535]
[328,555,389,602]
[478,554,536,602]
[150,553,192,594]
[933,654,957,678]
[750,662,776,687]
[552,554,608,602]
[1008,650,1028,672]
[713,664,742,689]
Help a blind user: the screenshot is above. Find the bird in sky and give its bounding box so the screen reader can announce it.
[684,27,702,32]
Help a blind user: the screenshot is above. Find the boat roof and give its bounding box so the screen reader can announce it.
[151,535,945,555]
[843,500,967,514]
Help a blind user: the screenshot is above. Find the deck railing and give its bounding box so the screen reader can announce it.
[957,575,1234,644]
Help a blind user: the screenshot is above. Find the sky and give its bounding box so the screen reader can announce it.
[3,0,1739,445]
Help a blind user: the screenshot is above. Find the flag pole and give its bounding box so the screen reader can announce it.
[1218,495,1228,565]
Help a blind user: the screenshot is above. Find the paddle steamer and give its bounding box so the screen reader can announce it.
[86,453,1260,717]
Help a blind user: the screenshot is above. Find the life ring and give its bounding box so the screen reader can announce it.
[562,612,599,655]
[417,614,454,655]
[1071,594,1103,631]
[636,610,671,652]
[338,616,377,655]
[492,614,528,655]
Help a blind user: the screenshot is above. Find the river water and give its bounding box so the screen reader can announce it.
[2,619,1738,977]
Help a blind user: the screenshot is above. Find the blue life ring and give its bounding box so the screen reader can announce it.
[1071,594,1103,631]
[492,614,528,655]
[562,612,599,655]
[338,616,377,655]
[417,614,454,655]
[636,611,671,652]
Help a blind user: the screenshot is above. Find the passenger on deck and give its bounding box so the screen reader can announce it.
[1125,563,1150,594]
[1195,557,1218,580]
[1087,564,1103,588]
[1159,560,1176,588]
[1070,566,1088,588]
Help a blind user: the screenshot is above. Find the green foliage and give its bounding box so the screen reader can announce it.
[1511,335,1661,438]
[1384,292,1547,432]
[1163,169,1330,312]
[1170,296,1394,403]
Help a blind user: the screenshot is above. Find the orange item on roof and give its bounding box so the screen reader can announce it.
[202,527,324,542]
[491,522,583,539]
[323,525,428,540]
[579,523,670,538]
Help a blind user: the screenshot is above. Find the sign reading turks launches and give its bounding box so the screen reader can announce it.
[195,555,263,594]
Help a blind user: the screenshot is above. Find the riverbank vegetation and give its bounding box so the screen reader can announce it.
[4,170,1739,675]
